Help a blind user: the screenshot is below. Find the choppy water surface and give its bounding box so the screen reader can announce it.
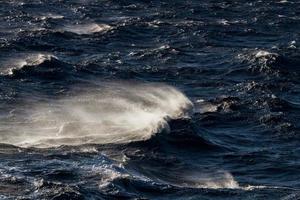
[0,0,300,199]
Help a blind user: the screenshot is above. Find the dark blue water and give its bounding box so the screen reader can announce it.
[1,0,300,199]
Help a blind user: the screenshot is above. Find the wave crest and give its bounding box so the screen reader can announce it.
[1,83,192,147]
[0,53,56,76]
[61,23,112,35]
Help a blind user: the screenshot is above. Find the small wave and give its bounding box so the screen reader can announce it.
[61,23,112,35]
[238,50,281,75]
[288,41,297,49]
[279,0,289,3]
[181,171,239,189]
[194,97,239,114]
[128,44,179,61]
[0,82,192,147]
[4,54,73,80]
[254,50,278,59]
[179,171,292,191]
[0,53,56,76]
[101,167,272,192]
[252,50,279,69]
[217,19,230,26]
[239,49,300,77]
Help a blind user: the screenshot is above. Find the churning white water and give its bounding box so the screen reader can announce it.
[0,83,192,147]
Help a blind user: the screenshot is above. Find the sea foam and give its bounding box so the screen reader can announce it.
[0,53,56,75]
[0,82,192,147]
[62,23,112,35]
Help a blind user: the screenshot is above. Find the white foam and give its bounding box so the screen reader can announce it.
[254,50,277,58]
[0,83,192,147]
[195,99,218,113]
[218,19,229,25]
[0,53,56,75]
[289,40,296,49]
[279,0,288,3]
[40,14,64,20]
[181,171,285,191]
[237,50,280,73]
[182,171,240,189]
[62,23,112,35]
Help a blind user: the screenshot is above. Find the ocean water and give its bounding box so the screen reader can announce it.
[0,0,300,199]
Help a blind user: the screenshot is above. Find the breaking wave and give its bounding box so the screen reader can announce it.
[61,23,112,35]
[0,83,192,147]
[0,53,56,75]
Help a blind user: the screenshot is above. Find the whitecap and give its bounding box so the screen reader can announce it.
[194,99,218,113]
[254,50,278,58]
[279,0,288,3]
[39,13,64,20]
[181,170,290,191]
[181,171,240,189]
[288,40,296,49]
[237,50,280,74]
[217,19,230,25]
[0,53,56,75]
[0,82,192,147]
[62,23,112,35]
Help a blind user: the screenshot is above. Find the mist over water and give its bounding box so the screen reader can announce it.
[0,83,192,147]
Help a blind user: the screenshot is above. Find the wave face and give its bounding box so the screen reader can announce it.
[0,0,300,199]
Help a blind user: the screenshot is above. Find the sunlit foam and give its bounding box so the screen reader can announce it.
[62,23,112,35]
[180,170,275,190]
[0,53,56,75]
[0,83,192,147]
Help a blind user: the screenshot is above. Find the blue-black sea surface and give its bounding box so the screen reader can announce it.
[0,0,300,199]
